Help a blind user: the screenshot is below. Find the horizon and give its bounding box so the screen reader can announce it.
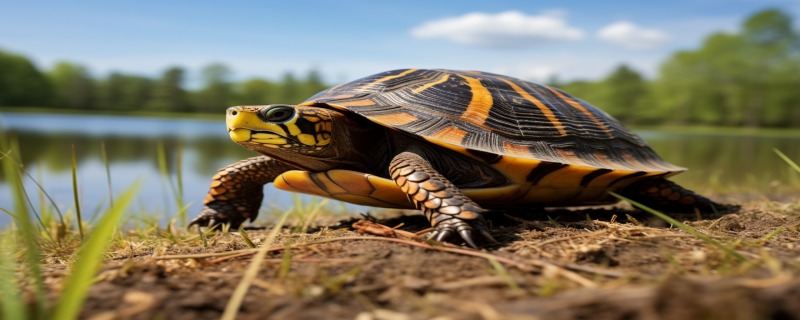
[2,0,798,87]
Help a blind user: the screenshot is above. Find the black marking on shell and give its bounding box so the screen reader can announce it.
[466,148,503,164]
[526,162,569,185]
[580,169,613,187]
[608,172,648,188]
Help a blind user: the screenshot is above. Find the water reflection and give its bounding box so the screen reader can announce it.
[1,112,799,227]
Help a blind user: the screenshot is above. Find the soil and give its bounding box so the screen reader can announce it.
[43,200,800,320]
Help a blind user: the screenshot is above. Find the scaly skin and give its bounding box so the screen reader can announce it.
[389,152,497,248]
[189,156,295,228]
[621,178,731,213]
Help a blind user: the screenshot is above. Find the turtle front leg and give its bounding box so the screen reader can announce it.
[189,156,295,229]
[389,152,497,248]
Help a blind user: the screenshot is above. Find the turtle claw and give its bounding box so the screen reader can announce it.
[434,229,454,242]
[188,202,248,230]
[459,228,478,248]
[478,227,498,244]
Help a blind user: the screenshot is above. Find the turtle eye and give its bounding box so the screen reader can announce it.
[262,106,294,122]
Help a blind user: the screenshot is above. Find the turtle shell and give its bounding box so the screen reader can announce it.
[301,69,683,174]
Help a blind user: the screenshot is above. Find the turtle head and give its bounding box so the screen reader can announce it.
[226,105,332,155]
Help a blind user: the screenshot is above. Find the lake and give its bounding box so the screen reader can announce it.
[1,111,799,227]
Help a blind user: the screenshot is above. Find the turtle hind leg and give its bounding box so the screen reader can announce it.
[389,152,497,248]
[620,178,738,215]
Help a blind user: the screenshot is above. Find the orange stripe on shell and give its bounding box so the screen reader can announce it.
[430,126,468,145]
[363,69,419,88]
[545,86,613,137]
[497,78,567,136]
[335,100,376,107]
[413,74,450,93]
[456,75,494,125]
[369,113,419,126]
[503,142,530,157]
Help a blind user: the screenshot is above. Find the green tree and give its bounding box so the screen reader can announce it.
[145,67,187,112]
[656,9,800,127]
[279,72,301,104]
[0,49,53,107]
[301,69,328,99]
[193,63,232,113]
[48,62,95,109]
[230,78,277,106]
[602,65,648,122]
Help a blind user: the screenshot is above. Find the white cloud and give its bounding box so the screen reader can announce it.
[410,10,585,48]
[597,21,670,50]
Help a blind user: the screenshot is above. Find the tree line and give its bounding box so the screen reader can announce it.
[1,9,798,127]
[0,58,327,114]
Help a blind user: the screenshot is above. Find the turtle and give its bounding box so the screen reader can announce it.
[189,68,727,247]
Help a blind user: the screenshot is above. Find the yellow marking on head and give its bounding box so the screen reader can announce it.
[413,75,449,93]
[252,138,288,145]
[369,113,418,126]
[251,133,282,140]
[229,128,251,142]
[497,78,567,136]
[297,133,317,146]
[304,116,321,122]
[456,75,493,125]
[430,126,468,145]
[263,144,280,148]
[283,111,302,135]
[545,86,613,137]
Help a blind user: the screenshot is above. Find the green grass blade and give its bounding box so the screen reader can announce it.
[487,256,521,294]
[300,199,329,233]
[52,181,142,320]
[0,230,27,320]
[609,192,746,262]
[774,149,800,174]
[71,145,84,239]
[238,225,255,248]
[0,130,48,318]
[221,210,290,320]
[176,137,185,225]
[101,141,113,208]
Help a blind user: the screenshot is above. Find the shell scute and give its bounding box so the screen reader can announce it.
[302,69,684,174]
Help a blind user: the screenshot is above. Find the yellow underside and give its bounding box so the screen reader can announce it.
[273,167,672,209]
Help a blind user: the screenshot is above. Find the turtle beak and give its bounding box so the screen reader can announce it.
[225,106,291,144]
[226,108,260,142]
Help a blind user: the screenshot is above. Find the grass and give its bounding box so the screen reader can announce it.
[609,192,747,262]
[0,121,798,318]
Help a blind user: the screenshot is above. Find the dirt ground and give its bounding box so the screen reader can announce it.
[43,199,800,320]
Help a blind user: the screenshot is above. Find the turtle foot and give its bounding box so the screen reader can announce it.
[428,218,497,248]
[188,201,251,229]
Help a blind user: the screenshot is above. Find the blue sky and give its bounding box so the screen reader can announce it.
[1,0,798,85]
